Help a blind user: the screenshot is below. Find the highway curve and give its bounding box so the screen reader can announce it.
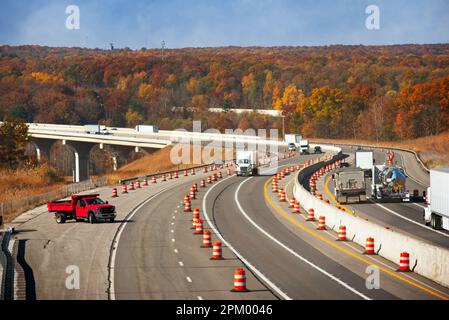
[320,146,449,249]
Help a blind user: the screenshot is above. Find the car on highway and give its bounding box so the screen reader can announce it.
[48,194,116,224]
[288,143,297,151]
[314,146,322,154]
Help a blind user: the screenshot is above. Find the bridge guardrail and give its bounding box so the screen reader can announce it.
[293,146,449,288]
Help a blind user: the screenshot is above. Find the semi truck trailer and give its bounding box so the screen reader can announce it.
[424,168,449,231]
[84,124,109,135]
[355,150,374,177]
[371,165,410,202]
[135,124,159,133]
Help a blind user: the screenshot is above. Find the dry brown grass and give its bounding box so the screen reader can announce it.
[0,164,64,203]
[312,131,449,169]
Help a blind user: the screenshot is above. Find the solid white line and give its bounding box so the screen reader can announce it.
[109,187,168,300]
[202,176,292,300]
[370,200,449,238]
[236,177,371,300]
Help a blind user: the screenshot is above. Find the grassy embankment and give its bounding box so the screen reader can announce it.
[312,131,449,169]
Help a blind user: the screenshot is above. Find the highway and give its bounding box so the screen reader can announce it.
[3,145,449,300]
[319,146,449,249]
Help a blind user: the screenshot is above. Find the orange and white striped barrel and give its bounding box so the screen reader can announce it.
[218,171,223,179]
[365,237,375,254]
[190,190,196,200]
[174,171,179,179]
[227,168,231,175]
[201,231,212,248]
[293,202,301,213]
[121,184,128,194]
[112,187,118,197]
[200,180,206,188]
[279,191,286,202]
[207,176,212,184]
[191,168,195,175]
[231,268,248,292]
[317,216,326,230]
[184,201,192,212]
[194,219,203,234]
[307,208,315,221]
[152,176,157,184]
[203,167,208,173]
[129,182,135,190]
[272,184,278,193]
[135,180,141,188]
[289,197,296,208]
[212,174,217,181]
[193,183,198,192]
[211,242,223,260]
[184,195,190,204]
[184,170,188,176]
[338,225,347,241]
[192,208,200,221]
[192,218,199,230]
[143,178,148,186]
[168,172,172,180]
[399,252,410,271]
[277,187,284,197]
[280,172,285,179]
[161,174,166,182]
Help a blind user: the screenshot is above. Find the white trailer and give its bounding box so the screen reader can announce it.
[424,168,449,231]
[135,125,159,133]
[236,150,257,176]
[84,124,109,135]
[355,150,374,177]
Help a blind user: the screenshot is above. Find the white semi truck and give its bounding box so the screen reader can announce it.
[299,140,309,155]
[284,134,302,148]
[236,150,257,176]
[84,124,109,135]
[424,168,449,231]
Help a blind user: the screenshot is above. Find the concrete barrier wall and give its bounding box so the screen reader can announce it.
[294,145,449,288]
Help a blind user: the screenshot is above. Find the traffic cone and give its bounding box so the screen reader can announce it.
[194,219,203,234]
[121,184,128,194]
[112,187,118,197]
[210,242,223,260]
[293,201,301,213]
[317,216,326,230]
[231,268,249,292]
[289,197,296,208]
[307,208,315,221]
[279,190,286,202]
[398,252,411,272]
[337,225,347,241]
[201,231,212,248]
[365,237,375,254]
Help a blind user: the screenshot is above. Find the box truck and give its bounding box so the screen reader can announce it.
[236,150,257,176]
[284,134,302,148]
[299,140,309,154]
[135,124,159,133]
[424,168,449,231]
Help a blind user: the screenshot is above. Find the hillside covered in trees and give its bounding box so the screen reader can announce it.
[0,44,448,140]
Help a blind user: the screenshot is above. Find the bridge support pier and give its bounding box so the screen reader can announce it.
[64,140,94,182]
[32,138,54,162]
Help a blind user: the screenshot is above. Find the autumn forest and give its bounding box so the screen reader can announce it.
[0,44,448,141]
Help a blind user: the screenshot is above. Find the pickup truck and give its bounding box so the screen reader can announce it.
[47,194,116,224]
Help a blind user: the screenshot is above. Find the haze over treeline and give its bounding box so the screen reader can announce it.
[0,44,448,140]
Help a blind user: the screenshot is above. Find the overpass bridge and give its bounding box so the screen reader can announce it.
[26,123,287,182]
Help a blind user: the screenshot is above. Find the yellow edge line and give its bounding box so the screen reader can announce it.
[324,175,353,215]
[263,177,448,300]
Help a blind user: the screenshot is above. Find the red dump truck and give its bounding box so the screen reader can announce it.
[47,194,116,224]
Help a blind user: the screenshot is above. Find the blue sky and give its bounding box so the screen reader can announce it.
[0,0,448,49]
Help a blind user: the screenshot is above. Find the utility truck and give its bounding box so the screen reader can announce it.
[333,168,367,204]
[424,168,449,230]
[135,124,159,133]
[371,165,410,202]
[236,150,257,176]
[355,150,374,177]
[48,194,116,224]
[84,124,109,135]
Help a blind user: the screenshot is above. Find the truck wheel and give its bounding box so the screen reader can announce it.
[88,213,96,224]
[55,214,66,224]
